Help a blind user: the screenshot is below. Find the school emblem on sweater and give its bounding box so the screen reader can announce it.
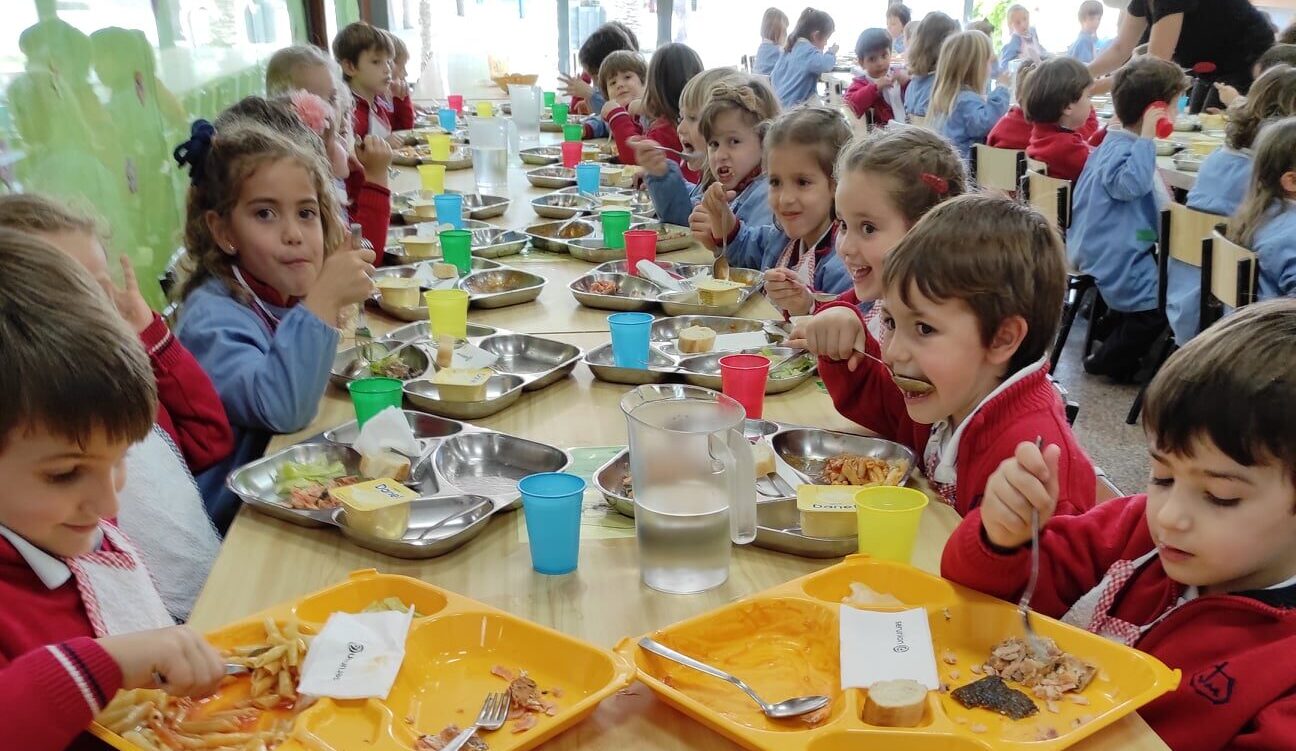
[1191,662,1235,705]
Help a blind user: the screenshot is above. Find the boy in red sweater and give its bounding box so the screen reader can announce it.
[599,50,649,164]
[789,194,1095,517]
[986,60,1036,149]
[844,28,910,127]
[383,31,416,134]
[943,299,1296,751]
[1023,56,1097,182]
[0,231,224,751]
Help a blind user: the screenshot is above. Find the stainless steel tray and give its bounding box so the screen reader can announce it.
[434,432,571,507]
[394,190,511,222]
[582,343,674,385]
[531,191,599,219]
[335,494,495,558]
[754,498,858,559]
[404,373,526,419]
[569,272,662,311]
[770,428,917,486]
[675,347,817,395]
[519,145,563,165]
[593,260,709,278]
[379,320,498,345]
[322,409,464,445]
[554,185,652,213]
[584,316,794,386]
[526,166,577,190]
[523,218,595,252]
[626,221,691,251]
[548,213,657,261]
[384,220,493,262]
[391,127,468,146]
[657,267,765,316]
[593,449,635,518]
[330,341,431,388]
[459,268,546,307]
[475,333,581,390]
[391,144,473,169]
[540,120,564,133]
[373,257,502,287]
[467,228,530,259]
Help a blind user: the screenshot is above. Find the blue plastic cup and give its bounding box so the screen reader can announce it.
[519,472,585,575]
[608,312,654,369]
[575,161,602,195]
[433,193,464,229]
[438,107,457,132]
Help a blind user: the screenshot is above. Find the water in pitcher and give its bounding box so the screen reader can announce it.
[472,146,509,194]
[636,478,732,594]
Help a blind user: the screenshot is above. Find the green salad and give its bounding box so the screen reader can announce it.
[274,459,347,495]
[760,348,814,379]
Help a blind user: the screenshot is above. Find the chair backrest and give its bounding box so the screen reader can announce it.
[1026,157,1047,174]
[1199,227,1259,330]
[1164,202,1225,269]
[972,144,1027,194]
[1024,169,1072,236]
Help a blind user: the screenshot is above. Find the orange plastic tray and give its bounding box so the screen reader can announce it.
[93,569,635,751]
[616,555,1180,751]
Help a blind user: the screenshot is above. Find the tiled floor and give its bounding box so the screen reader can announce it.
[1051,316,1150,497]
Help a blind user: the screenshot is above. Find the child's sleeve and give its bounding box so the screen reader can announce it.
[645,162,700,227]
[814,302,914,441]
[390,95,415,131]
[724,223,785,270]
[582,115,609,139]
[347,172,392,266]
[141,314,234,473]
[810,49,837,74]
[1077,106,1100,139]
[961,88,1012,141]
[1100,138,1157,201]
[186,303,340,435]
[350,102,370,141]
[843,78,880,119]
[0,637,123,751]
[813,253,853,295]
[1232,695,1296,750]
[999,36,1022,68]
[941,496,1148,618]
[606,107,644,164]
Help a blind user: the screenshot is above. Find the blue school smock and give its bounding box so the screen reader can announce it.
[725,224,851,293]
[1255,202,1296,302]
[1067,32,1099,63]
[645,163,775,235]
[936,86,1011,161]
[904,74,934,117]
[754,40,782,76]
[771,38,836,107]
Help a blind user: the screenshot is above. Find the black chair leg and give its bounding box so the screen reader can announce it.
[1125,330,1176,425]
[1082,290,1107,358]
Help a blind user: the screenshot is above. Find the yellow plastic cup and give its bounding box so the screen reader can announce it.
[424,289,469,338]
[476,101,494,117]
[854,486,929,563]
[417,163,446,193]
[425,133,452,161]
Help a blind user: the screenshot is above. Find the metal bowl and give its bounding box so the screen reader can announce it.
[335,495,495,559]
[433,431,571,508]
[569,272,662,311]
[460,268,546,308]
[531,192,599,219]
[583,343,673,385]
[524,218,595,252]
[770,428,917,486]
[330,342,430,387]
[526,166,577,190]
[323,410,464,445]
[403,374,525,419]
[477,333,581,390]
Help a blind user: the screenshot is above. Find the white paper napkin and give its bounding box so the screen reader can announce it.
[840,605,940,690]
[447,341,500,370]
[711,332,772,352]
[298,608,414,700]
[354,406,422,458]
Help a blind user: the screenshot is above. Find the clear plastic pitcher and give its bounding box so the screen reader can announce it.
[508,84,542,144]
[620,384,756,594]
[466,116,515,194]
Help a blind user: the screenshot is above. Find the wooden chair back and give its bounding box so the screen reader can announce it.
[1199,228,1259,330]
[972,144,1027,194]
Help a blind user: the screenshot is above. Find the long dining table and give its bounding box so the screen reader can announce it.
[187,122,1170,751]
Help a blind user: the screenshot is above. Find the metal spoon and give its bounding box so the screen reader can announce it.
[851,350,935,395]
[1018,436,1050,660]
[638,637,830,719]
[714,227,731,282]
[649,144,703,162]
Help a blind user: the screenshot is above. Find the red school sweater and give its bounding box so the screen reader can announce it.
[0,535,124,751]
[987,106,1031,150]
[351,93,393,141]
[943,495,1296,751]
[344,164,393,266]
[141,313,233,473]
[1027,121,1095,183]
[605,105,645,165]
[843,76,907,126]
[388,93,415,132]
[814,300,1095,517]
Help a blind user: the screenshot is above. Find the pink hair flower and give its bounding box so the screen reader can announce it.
[290,89,331,136]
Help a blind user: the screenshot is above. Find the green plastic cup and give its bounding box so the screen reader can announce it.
[347,378,403,426]
[854,486,930,563]
[439,229,473,275]
[425,289,469,338]
[551,103,570,125]
[563,123,584,142]
[543,91,557,107]
[600,209,633,250]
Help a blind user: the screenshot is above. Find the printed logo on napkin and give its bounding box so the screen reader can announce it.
[298,608,415,700]
[840,606,939,690]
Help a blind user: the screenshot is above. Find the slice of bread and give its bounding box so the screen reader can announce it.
[677,325,716,354]
[863,679,927,727]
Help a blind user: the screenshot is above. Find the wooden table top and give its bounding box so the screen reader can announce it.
[188,134,1169,751]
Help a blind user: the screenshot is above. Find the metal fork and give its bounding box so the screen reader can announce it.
[1018,436,1049,660]
[442,691,510,751]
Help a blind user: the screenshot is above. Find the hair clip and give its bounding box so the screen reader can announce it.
[289,90,331,137]
[920,172,949,196]
[173,119,215,185]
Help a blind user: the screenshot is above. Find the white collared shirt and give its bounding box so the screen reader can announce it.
[0,524,103,590]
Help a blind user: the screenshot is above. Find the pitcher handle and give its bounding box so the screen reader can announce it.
[722,428,756,544]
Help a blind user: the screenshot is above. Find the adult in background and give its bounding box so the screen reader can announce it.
[1087,0,1274,112]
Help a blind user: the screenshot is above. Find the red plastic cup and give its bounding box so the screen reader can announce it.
[447,94,464,114]
[1147,101,1174,139]
[623,230,658,275]
[719,354,771,419]
[560,140,583,169]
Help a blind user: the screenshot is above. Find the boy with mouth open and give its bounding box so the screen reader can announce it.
[943,299,1296,751]
[789,194,1095,517]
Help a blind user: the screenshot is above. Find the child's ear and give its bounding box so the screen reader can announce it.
[341,59,359,78]
[1281,170,1296,195]
[205,211,237,257]
[986,315,1029,366]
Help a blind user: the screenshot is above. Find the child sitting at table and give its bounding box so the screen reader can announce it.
[618,43,704,179]
[1213,44,1296,109]
[1231,116,1296,304]
[637,71,771,226]
[173,118,375,533]
[986,60,1036,149]
[942,298,1296,751]
[598,50,650,165]
[1067,1,1104,64]
[770,7,839,108]
[1023,56,1097,182]
[887,3,911,55]
[561,23,636,121]
[0,230,226,751]
[693,106,852,314]
[332,22,395,141]
[999,4,1046,70]
[0,194,224,620]
[1168,66,1296,344]
[790,194,1095,517]
[755,7,789,76]
[1068,56,1185,382]
[845,28,910,126]
[383,31,416,134]
[930,31,1012,161]
[903,12,959,118]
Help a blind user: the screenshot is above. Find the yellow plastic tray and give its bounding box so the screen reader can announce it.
[93,569,635,751]
[616,555,1180,751]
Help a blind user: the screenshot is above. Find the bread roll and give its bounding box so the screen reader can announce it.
[863,679,927,727]
[359,449,412,483]
[433,261,458,279]
[678,325,716,354]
